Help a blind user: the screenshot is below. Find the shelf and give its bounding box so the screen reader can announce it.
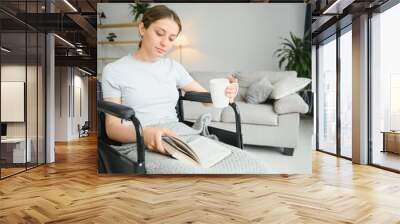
[97,40,140,45]
[97,22,139,29]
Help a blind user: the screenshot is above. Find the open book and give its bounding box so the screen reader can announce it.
[161,136,232,168]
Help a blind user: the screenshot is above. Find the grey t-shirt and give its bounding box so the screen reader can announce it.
[101,55,193,127]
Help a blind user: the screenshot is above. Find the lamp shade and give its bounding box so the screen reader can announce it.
[174,34,189,47]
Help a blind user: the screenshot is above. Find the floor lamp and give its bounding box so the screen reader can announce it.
[174,34,189,64]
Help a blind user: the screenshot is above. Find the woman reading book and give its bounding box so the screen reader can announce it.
[102,5,238,154]
[102,5,267,172]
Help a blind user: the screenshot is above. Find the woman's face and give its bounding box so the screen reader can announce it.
[139,18,179,58]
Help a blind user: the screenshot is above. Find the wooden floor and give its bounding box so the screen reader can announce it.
[373,151,400,171]
[1,167,26,178]
[1,163,45,178]
[1,135,400,223]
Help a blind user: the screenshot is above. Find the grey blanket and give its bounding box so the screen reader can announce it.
[112,121,269,174]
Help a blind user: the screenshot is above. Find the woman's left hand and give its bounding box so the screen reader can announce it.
[225,74,239,103]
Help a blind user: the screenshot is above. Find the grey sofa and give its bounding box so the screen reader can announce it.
[183,70,307,155]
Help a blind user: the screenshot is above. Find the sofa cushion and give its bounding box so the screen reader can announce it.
[236,70,297,88]
[273,93,308,114]
[236,87,247,102]
[270,77,311,100]
[245,76,273,104]
[220,102,278,126]
[182,100,223,122]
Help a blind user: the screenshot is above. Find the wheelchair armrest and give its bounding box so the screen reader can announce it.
[181,91,212,103]
[182,91,237,108]
[98,100,136,120]
[97,100,146,173]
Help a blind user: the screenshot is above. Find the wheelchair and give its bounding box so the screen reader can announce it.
[78,121,90,138]
[97,81,243,174]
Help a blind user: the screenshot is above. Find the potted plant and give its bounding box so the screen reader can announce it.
[129,1,151,22]
[274,32,313,115]
[274,31,311,79]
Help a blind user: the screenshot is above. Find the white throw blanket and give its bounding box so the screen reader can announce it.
[111,116,269,174]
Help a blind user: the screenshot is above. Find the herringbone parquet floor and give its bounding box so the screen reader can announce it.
[1,135,400,223]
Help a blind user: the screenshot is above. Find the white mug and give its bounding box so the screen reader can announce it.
[209,78,230,108]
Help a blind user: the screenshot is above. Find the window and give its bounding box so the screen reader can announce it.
[370,2,400,171]
[339,28,352,158]
[390,74,400,131]
[317,36,337,154]
[0,0,47,179]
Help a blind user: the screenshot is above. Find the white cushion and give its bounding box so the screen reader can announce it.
[182,101,223,122]
[245,76,273,104]
[270,77,311,100]
[220,102,278,126]
[273,94,308,114]
[236,87,247,102]
[236,70,297,88]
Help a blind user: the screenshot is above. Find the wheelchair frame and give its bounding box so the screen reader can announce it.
[97,82,243,174]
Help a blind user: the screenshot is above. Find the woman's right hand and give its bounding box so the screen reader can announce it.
[143,127,177,155]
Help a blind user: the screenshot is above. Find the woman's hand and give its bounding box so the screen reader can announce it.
[225,74,239,103]
[143,127,177,155]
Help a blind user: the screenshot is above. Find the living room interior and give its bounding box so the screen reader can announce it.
[97,2,313,174]
[0,0,399,222]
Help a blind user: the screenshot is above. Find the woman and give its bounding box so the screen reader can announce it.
[102,5,238,155]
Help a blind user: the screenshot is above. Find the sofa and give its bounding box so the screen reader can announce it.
[182,70,309,156]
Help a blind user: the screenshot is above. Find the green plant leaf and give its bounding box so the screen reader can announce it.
[278,57,286,69]
[273,31,311,78]
[129,2,151,21]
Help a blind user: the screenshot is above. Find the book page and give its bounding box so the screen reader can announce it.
[163,143,199,167]
[187,136,232,168]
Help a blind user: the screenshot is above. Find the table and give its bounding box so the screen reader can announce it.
[381,131,400,154]
[1,138,32,163]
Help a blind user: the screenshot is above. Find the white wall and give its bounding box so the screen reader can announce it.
[1,65,28,139]
[1,65,40,136]
[55,67,68,141]
[72,74,89,138]
[1,64,46,164]
[54,67,89,141]
[97,3,306,74]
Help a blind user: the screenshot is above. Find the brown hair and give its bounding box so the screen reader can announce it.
[138,5,182,48]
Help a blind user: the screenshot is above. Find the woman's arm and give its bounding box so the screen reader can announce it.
[180,80,208,93]
[180,81,211,106]
[104,97,176,154]
[180,75,239,104]
[104,97,138,143]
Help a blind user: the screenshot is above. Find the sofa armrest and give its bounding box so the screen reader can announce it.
[273,93,308,115]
